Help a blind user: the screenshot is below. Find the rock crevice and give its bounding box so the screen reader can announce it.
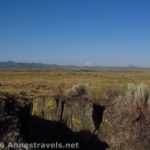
[0,95,108,150]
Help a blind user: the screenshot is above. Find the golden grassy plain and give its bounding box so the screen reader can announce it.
[0,68,150,99]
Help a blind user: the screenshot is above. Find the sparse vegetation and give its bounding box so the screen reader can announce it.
[1,68,150,99]
[104,83,150,149]
[65,84,89,97]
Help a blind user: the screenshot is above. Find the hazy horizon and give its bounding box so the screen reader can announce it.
[0,60,148,68]
[0,0,150,67]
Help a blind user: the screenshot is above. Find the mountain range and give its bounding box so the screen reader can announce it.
[0,61,144,69]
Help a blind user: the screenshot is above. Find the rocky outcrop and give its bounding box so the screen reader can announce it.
[0,94,108,150]
[31,96,108,149]
[0,94,26,149]
[1,92,150,150]
[32,96,104,133]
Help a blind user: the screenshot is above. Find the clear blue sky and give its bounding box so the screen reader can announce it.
[0,0,150,66]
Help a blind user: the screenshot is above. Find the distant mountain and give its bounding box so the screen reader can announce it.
[0,61,145,69]
[0,61,61,68]
[126,65,140,69]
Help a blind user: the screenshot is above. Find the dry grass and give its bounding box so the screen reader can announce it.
[1,68,150,98]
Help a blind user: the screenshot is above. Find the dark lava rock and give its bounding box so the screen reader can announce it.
[0,94,108,150]
[0,97,25,149]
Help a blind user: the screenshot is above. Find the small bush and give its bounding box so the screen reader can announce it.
[135,83,149,104]
[65,84,89,97]
[126,83,136,100]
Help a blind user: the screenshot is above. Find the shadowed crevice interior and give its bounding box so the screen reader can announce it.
[18,103,109,150]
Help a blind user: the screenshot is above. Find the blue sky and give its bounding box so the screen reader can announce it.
[0,0,150,66]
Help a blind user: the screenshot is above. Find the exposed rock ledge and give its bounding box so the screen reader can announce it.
[0,94,108,150]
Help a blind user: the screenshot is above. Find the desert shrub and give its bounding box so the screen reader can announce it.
[112,83,150,149]
[135,83,149,105]
[126,83,136,100]
[125,83,150,110]
[65,84,89,97]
